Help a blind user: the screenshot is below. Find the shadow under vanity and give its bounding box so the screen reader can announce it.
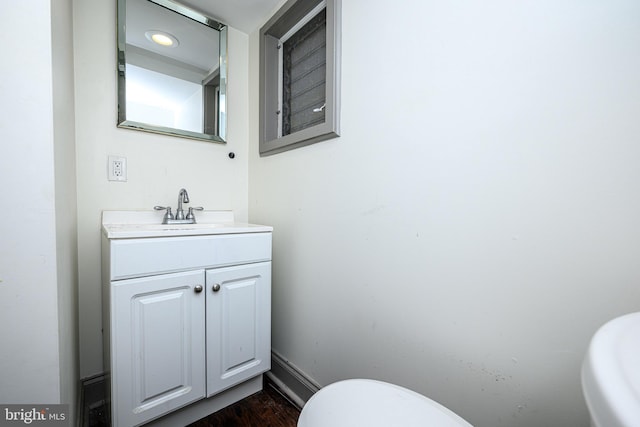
[101,210,273,426]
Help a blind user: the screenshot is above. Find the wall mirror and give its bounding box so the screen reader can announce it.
[117,0,227,142]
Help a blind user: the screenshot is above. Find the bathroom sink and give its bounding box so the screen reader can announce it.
[102,210,272,238]
[116,223,225,231]
[582,312,640,427]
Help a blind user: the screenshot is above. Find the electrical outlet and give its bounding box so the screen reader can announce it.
[108,156,127,182]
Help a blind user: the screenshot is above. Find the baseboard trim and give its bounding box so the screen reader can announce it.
[266,350,320,409]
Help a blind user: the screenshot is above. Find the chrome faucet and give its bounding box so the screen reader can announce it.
[175,188,190,220]
[154,189,204,224]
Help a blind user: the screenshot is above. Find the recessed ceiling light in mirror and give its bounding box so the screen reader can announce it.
[145,30,179,47]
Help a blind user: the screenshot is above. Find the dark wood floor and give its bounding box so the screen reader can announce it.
[187,379,301,427]
[83,376,300,427]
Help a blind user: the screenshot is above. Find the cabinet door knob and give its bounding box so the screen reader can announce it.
[212,284,221,292]
[194,285,203,293]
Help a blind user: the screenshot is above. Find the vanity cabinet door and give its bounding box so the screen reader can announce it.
[205,262,271,397]
[111,270,206,427]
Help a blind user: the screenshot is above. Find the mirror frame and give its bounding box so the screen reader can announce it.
[117,0,228,143]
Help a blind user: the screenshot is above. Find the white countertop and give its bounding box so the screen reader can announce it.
[102,210,273,239]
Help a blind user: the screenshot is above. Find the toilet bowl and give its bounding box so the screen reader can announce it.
[297,379,473,427]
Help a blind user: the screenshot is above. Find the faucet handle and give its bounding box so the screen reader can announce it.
[153,205,175,223]
[154,205,172,214]
[186,207,204,221]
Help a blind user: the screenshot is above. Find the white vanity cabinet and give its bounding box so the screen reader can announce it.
[102,212,272,427]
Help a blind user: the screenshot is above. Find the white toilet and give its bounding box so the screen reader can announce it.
[582,312,640,427]
[297,379,473,427]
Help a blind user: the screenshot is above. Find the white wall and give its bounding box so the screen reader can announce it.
[0,0,65,405]
[52,0,80,417]
[73,0,251,377]
[249,1,640,426]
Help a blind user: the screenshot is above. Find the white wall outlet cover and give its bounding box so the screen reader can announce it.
[108,155,127,182]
